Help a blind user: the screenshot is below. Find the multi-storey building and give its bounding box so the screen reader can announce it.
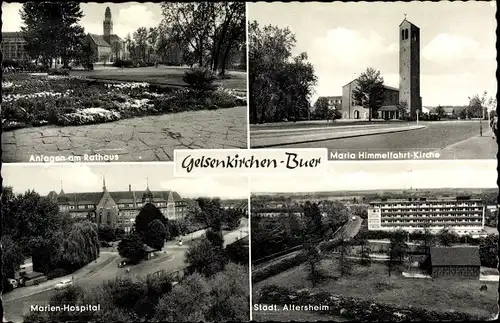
[1,32,29,61]
[47,178,187,232]
[367,196,485,236]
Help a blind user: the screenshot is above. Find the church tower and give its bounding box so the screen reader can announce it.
[399,16,421,120]
[103,7,113,43]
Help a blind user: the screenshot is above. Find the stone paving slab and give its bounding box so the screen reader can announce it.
[251,124,425,148]
[433,129,497,159]
[1,107,247,163]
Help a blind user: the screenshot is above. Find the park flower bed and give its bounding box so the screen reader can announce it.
[257,285,482,321]
[2,73,245,129]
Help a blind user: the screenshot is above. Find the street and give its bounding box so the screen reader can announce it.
[251,121,496,159]
[2,223,249,323]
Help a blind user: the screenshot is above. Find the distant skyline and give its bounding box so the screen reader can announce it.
[249,1,497,106]
[2,164,249,199]
[2,2,163,39]
[251,161,496,193]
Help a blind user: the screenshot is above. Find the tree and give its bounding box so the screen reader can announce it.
[388,229,408,276]
[196,198,223,230]
[249,21,317,124]
[61,221,100,271]
[21,2,85,67]
[303,202,323,237]
[133,27,149,62]
[125,33,135,60]
[338,233,352,277]
[206,264,249,322]
[479,234,498,268]
[221,208,242,230]
[397,100,409,120]
[352,67,385,121]
[134,203,168,236]
[324,201,350,235]
[144,219,168,250]
[2,235,25,279]
[438,226,459,246]
[305,242,323,286]
[353,235,371,266]
[118,233,145,264]
[224,239,248,265]
[468,91,494,119]
[185,236,227,277]
[435,105,446,120]
[75,36,96,69]
[154,273,212,322]
[98,224,116,242]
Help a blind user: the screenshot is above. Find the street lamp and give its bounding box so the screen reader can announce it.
[416,109,420,126]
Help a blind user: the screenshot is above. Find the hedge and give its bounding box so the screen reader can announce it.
[252,251,308,283]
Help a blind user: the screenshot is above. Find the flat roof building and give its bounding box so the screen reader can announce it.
[367,196,484,236]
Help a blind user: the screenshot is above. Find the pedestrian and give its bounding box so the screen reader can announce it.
[491,116,498,139]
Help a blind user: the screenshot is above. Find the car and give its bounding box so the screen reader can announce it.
[178,239,183,246]
[117,260,128,268]
[54,279,72,290]
[8,278,18,289]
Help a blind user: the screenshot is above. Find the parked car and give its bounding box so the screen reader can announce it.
[8,278,19,289]
[117,260,128,268]
[54,279,72,290]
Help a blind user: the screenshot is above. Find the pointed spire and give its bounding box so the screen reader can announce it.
[146,177,149,189]
[404,13,407,20]
[60,180,65,194]
[103,175,107,191]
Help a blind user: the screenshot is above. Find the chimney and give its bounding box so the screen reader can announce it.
[129,184,131,192]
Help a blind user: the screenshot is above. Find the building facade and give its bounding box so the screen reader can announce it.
[399,18,421,119]
[1,32,29,61]
[428,246,481,279]
[48,179,187,232]
[367,196,485,236]
[339,18,423,120]
[87,7,127,63]
[341,80,400,120]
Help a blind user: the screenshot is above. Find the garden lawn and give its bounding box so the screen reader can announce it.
[70,66,247,91]
[254,258,497,319]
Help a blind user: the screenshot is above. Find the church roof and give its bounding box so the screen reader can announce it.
[88,34,111,47]
[48,189,184,206]
[108,34,124,43]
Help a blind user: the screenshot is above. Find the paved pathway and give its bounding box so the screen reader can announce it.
[1,107,247,163]
[251,124,424,148]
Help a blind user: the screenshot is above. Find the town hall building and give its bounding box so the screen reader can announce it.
[47,178,187,233]
[87,7,127,63]
[337,17,423,120]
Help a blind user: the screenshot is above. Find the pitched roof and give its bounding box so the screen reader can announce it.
[108,34,124,43]
[88,34,111,47]
[383,85,399,92]
[430,246,481,266]
[2,31,23,38]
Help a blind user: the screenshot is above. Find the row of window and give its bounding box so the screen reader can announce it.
[381,209,482,214]
[374,203,480,208]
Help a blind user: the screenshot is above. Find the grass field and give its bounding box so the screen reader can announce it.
[70,66,247,90]
[254,257,498,319]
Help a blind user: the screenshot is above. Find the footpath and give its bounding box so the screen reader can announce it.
[434,130,496,159]
[251,124,425,148]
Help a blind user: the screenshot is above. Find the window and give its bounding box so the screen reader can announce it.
[401,29,405,40]
[404,29,409,40]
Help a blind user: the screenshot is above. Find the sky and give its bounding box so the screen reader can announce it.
[2,164,249,199]
[251,160,497,193]
[2,2,163,39]
[248,1,497,107]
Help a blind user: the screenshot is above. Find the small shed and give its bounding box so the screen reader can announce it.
[428,246,481,279]
[143,244,157,260]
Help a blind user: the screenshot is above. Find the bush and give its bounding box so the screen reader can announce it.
[2,59,20,68]
[257,285,480,321]
[113,59,135,68]
[48,68,70,76]
[252,251,308,283]
[57,108,121,126]
[46,268,70,280]
[182,67,217,95]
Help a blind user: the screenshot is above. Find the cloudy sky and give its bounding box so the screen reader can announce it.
[249,1,497,107]
[251,160,497,193]
[2,164,249,199]
[2,2,162,39]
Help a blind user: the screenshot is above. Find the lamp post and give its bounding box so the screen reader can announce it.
[416,109,420,126]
